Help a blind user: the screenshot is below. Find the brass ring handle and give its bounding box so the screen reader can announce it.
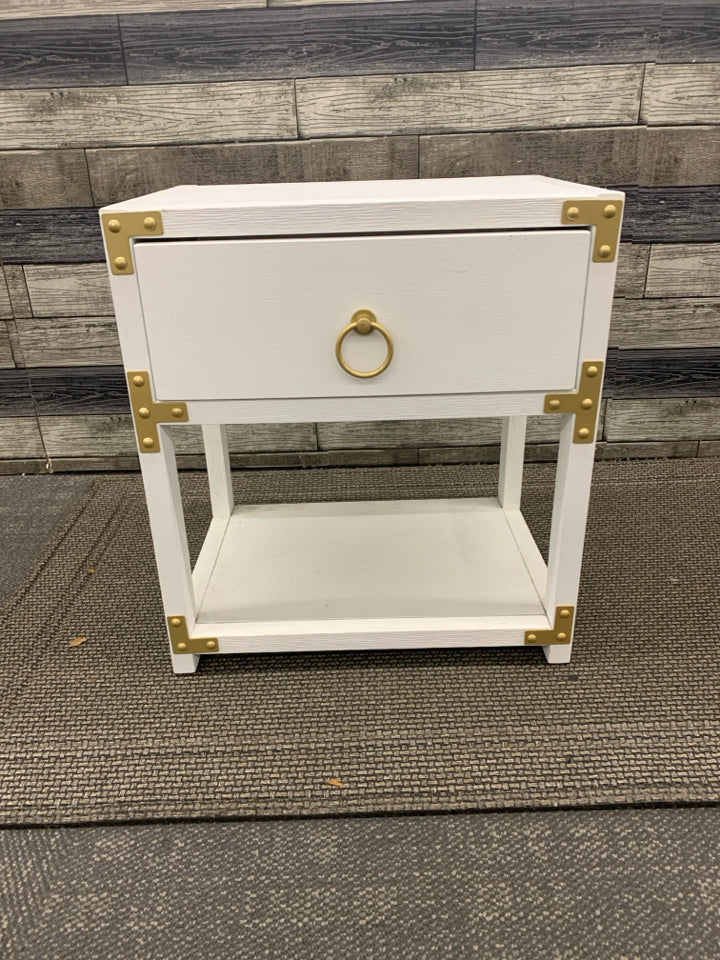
[335,309,394,379]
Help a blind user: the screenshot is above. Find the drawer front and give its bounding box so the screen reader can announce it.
[134,231,590,402]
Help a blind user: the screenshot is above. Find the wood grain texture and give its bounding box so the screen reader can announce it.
[0,209,103,263]
[0,80,296,149]
[0,16,124,89]
[2,265,32,318]
[296,65,644,137]
[0,270,12,320]
[604,348,720,399]
[605,397,720,441]
[0,370,33,416]
[24,264,112,317]
[620,187,720,243]
[645,244,720,298]
[87,136,418,206]
[121,2,474,84]
[474,0,658,69]
[615,244,649,299]
[639,126,720,186]
[698,440,720,457]
[641,64,720,125]
[270,0,414,5]
[0,417,45,457]
[595,440,699,460]
[15,316,121,367]
[28,365,129,415]
[0,150,93,209]
[0,324,14,369]
[0,1,264,17]
[38,415,317,457]
[658,2,720,63]
[610,298,720,349]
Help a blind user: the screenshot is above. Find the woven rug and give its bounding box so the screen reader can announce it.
[1,460,719,825]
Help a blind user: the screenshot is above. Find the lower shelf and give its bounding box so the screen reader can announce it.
[191,497,549,650]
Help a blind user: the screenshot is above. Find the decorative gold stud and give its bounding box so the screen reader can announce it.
[586,365,599,378]
[548,399,561,410]
[559,609,571,619]
[556,632,567,642]
[142,437,155,449]
[598,245,612,259]
[602,204,617,218]
[171,406,184,418]
[577,427,591,440]
[143,216,157,231]
[206,639,218,651]
[527,633,537,643]
[566,206,580,221]
[177,642,188,652]
[113,256,128,270]
[581,398,593,410]
[132,375,145,387]
[107,219,121,233]
[138,406,151,419]
[170,617,182,627]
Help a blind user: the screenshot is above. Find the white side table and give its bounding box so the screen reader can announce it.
[101,177,624,674]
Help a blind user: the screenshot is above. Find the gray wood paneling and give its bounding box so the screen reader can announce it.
[0,270,12,320]
[0,16,124,89]
[121,2,474,84]
[474,0,658,69]
[646,244,720,298]
[615,244,649,299]
[4,320,25,368]
[604,348,720,399]
[0,209,103,264]
[698,440,720,457]
[595,440,699,460]
[0,80,296,149]
[296,65,644,137]
[87,137,418,206]
[270,0,413,5]
[39,415,317,457]
[0,370,33,416]
[15,316,121,367]
[620,187,720,243]
[658,2,720,63]
[29,366,128,416]
[0,417,45,458]
[420,127,642,184]
[641,64,720,125]
[0,324,14,369]
[605,397,720,441]
[24,265,112,318]
[0,1,264,17]
[0,150,93,209]
[610,298,720,349]
[639,126,720,186]
[3,265,32,318]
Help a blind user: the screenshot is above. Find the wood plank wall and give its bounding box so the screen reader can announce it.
[0,0,719,472]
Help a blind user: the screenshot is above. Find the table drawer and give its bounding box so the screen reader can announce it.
[134,230,591,402]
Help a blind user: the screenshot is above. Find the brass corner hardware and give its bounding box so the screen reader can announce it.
[562,199,623,262]
[544,360,604,444]
[525,606,575,646]
[101,211,163,275]
[168,615,218,656]
[127,370,188,453]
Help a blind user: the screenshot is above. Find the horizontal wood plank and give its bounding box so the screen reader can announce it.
[29,365,128,415]
[0,80,296,149]
[604,348,720,399]
[615,244,649,299]
[0,209,103,263]
[87,136,418,206]
[0,269,12,320]
[0,1,264,17]
[638,126,720,186]
[0,370,33,416]
[646,244,720,298]
[595,440,699,460]
[121,2,473,84]
[474,0,658,69]
[24,264,112,317]
[3,265,32,318]
[641,63,720,125]
[0,16,124,89]
[0,324,15,369]
[658,2,720,63]
[610,298,720,349]
[39,415,317,457]
[296,65,644,137]
[620,186,720,243]
[0,417,45,457]
[698,440,720,457]
[605,397,720,441]
[0,150,93,209]
[15,316,121,367]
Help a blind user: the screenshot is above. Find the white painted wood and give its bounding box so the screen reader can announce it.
[197,498,545,624]
[504,508,547,601]
[191,516,230,613]
[135,231,590,401]
[202,425,234,518]
[498,416,527,509]
[138,426,199,674]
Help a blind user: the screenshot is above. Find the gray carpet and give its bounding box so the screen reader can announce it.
[2,807,719,960]
[1,460,720,824]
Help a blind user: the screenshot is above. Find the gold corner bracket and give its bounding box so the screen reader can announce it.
[544,360,604,444]
[101,211,163,275]
[562,199,623,262]
[127,371,188,453]
[168,615,218,656]
[525,606,575,646]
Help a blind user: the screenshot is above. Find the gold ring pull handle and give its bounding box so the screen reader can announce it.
[335,309,394,379]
